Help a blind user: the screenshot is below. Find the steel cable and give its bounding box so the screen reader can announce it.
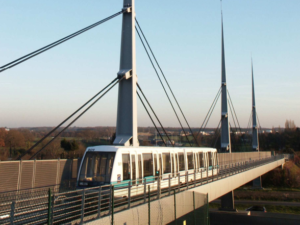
[1,10,124,73]
[197,87,221,137]
[135,27,192,147]
[137,91,167,147]
[137,83,174,147]
[28,77,123,159]
[17,77,118,159]
[135,19,199,147]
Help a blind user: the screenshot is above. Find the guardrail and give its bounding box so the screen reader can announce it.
[0,155,284,225]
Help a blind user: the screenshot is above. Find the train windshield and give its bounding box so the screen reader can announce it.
[79,152,115,185]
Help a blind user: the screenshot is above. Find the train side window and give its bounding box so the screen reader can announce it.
[171,153,174,176]
[143,153,153,177]
[138,155,142,181]
[163,153,171,173]
[208,152,212,167]
[175,153,178,174]
[131,155,136,184]
[187,152,193,170]
[199,152,203,168]
[159,154,162,176]
[122,154,130,180]
[178,153,185,171]
[154,154,158,176]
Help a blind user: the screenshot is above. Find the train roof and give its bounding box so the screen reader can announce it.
[86,145,217,153]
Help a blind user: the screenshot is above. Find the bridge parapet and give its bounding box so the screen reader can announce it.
[0,154,283,224]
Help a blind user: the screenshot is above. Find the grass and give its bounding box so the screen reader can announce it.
[209,203,300,215]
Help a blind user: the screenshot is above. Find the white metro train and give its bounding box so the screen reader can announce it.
[77,146,219,196]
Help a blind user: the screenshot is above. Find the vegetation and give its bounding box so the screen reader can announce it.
[0,119,299,161]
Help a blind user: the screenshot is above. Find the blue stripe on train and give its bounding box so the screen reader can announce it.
[111,176,156,188]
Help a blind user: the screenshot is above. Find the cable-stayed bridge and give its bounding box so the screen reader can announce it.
[0,1,286,224]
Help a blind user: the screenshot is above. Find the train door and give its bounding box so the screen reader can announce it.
[131,154,136,185]
[138,154,142,184]
[122,154,131,182]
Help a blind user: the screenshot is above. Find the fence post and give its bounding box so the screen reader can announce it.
[186,171,189,190]
[206,193,209,225]
[51,192,55,223]
[157,176,161,199]
[128,181,131,209]
[98,186,102,218]
[193,191,196,225]
[173,190,177,225]
[148,185,151,225]
[111,186,114,225]
[48,188,52,225]
[178,173,180,192]
[194,169,196,188]
[80,189,85,224]
[144,178,146,203]
[206,166,208,182]
[168,174,171,196]
[10,201,15,225]
[201,169,202,185]
[109,185,112,215]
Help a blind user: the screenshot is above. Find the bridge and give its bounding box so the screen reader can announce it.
[0,0,287,225]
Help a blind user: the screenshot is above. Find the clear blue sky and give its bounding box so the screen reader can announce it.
[0,0,299,129]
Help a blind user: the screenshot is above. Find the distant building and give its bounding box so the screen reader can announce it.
[4,127,9,132]
[263,129,272,133]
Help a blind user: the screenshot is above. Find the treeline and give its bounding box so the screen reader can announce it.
[0,127,116,160]
[0,119,299,161]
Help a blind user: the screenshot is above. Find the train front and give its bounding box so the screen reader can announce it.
[77,147,117,189]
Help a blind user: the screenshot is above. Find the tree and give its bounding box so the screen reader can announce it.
[285,120,296,131]
[20,129,35,149]
[61,139,79,151]
[0,128,7,147]
[5,130,25,149]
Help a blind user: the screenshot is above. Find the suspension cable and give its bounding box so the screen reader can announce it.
[256,112,263,134]
[212,119,221,148]
[17,77,118,159]
[137,91,167,147]
[135,27,192,147]
[227,91,247,151]
[137,83,174,147]
[197,87,221,136]
[227,90,243,133]
[228,95,238,132]
[1,10,125,73]
[199,88,221,137]
[247,111,252,133]
[135,19,199,147]
[28,77,123,159]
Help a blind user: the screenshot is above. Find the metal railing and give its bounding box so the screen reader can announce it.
[0,154,284,225]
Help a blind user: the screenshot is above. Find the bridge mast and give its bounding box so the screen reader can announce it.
[251,60,259,151]
[113,0,139,147]
[220,12,231,153]
[251,60,263,188]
